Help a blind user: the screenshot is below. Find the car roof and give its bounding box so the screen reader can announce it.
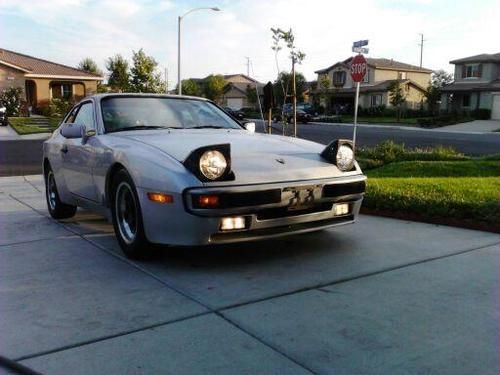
[90,93,210,102]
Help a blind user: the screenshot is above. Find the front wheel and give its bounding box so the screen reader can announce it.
[45,166,77,219]
[111,169,151,259]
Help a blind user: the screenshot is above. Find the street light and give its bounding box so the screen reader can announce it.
[177,6,220,95]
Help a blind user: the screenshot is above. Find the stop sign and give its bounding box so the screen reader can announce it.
[350,54,367,82]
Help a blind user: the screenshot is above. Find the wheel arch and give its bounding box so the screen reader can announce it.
[105,162,128,207]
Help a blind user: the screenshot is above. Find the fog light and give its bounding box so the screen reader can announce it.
[147,192,173,204]
[220,216,246,231]
[333,203,349,216]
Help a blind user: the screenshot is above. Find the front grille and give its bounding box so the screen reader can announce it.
[323,181,365,198]
[191,189,281,209]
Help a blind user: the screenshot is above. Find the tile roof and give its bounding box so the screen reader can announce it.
[315,57,432,74]
[450,53,500,64]
[441,79,500,92]
[0,48,103,79]
[311,79,426,94]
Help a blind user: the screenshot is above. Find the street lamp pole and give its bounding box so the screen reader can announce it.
[177,7,220,95]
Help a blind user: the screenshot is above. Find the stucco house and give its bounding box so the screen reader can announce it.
[440,53,500,119]
[313,57,432,113]
[0,48,103,110]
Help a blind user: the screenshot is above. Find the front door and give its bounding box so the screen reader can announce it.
[61,101,98,201]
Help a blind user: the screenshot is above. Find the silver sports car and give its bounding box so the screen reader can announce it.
[43,94,366,259]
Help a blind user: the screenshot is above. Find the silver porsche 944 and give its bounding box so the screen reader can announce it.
[43,94,366,258]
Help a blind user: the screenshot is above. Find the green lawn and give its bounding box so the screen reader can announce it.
[9,117,60,135]
[364,160,500,231]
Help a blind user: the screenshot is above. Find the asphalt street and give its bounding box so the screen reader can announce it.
[1,175,499,374]
[256,121,500,155]
[1,123,499,177]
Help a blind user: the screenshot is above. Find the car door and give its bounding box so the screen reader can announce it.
[61,101,99,202]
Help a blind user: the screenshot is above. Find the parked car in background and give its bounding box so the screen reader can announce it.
[43,94,365,259]
[273,108,312,123]
[0,105,7,126]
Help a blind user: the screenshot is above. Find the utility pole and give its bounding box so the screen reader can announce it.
[245,57,250,77]
[418,33,425,68]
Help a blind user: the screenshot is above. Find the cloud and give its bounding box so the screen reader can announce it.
[1,0,499,86]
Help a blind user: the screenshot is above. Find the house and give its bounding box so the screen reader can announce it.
[0,48,103,110]
[313,57,432,113]
[440,53,500,119]
[189,73,263,109]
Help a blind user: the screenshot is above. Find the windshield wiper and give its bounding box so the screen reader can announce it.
[190,125,225,129]
[107,125,176,133]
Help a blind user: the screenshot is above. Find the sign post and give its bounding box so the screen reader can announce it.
[350,49,368,150]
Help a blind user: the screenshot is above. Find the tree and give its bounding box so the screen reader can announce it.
[246,84,258,107]
[388,80,407,121]
[78,57,102,76]
[318,75,330,108]
[78,57,106,92]
[272,71,306,106]
[424,70,453,116]
[106,54,130,92]
[203,75,226,103]
[178,79,201,96]
[129,49,166,93]
[0,87,23,116]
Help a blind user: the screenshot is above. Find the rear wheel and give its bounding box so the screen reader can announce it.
[45,166,77,219]
[111,169,151,259]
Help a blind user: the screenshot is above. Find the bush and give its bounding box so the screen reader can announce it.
[416,115,473,128]
[0,87,23,116]
[470,108,491,120]
[38,98,74,118]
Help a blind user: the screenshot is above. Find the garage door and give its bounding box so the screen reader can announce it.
[226,98,243,110]
[492,94,500,120]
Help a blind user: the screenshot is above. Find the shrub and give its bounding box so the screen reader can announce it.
[470,108,491,120]
[42,98,74,118]
[0,87,23,116]
[416,115,473,128]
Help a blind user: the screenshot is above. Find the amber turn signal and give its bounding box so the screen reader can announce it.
[197,194,219,208]
[147,192,173,204]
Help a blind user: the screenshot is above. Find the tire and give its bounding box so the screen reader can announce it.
[110,169,151,259]
[45,166,77,219]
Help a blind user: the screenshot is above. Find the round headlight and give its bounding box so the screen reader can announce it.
[199,150,227,180]
[336,144,354,171]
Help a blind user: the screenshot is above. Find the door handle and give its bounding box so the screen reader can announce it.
[61,145,68,154]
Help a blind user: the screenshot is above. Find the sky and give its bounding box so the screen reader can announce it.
[1,0,499,88]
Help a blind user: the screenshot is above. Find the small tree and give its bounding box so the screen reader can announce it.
[178,79,201,96]
[129,49,166,93]
[106,54,130,92]
[318,75,330,109]
[272,71,306,106]
[246,84,258,108]
[424,70,453,116]
[203,75,226,103]
[78,57,102,76]
[388,80,407,121]
[0,87,23,116]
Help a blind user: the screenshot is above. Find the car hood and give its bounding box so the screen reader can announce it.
[113,129,355,185]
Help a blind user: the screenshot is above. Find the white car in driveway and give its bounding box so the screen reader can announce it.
[43,94,366,258]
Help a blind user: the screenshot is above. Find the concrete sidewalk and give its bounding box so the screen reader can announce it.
[433,119,500,133]
[1,176,499,374]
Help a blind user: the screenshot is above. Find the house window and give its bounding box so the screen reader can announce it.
[398,72,407,80]
[332,71,346,86]
[370,94,383,107]
[462,94,471,107]
[62,84,72,99]
[463,64,481,78]
[362,69,369,83]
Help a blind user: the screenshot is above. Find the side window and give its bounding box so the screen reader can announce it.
[73,102,96,130]
[65,106,79,123]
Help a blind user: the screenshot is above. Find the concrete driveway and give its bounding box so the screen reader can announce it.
[1,175,499,374]
[434,119,500,133]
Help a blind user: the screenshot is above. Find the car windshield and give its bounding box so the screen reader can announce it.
[101,97,242,133]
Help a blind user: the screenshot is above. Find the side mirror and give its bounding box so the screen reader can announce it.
[244,122,256,133]
[82,128,96,144]
[60,123,84,139]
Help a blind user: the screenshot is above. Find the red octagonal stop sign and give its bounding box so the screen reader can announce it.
[350,54,367,82]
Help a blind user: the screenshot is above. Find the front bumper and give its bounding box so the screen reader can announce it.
[139,174,366,246]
